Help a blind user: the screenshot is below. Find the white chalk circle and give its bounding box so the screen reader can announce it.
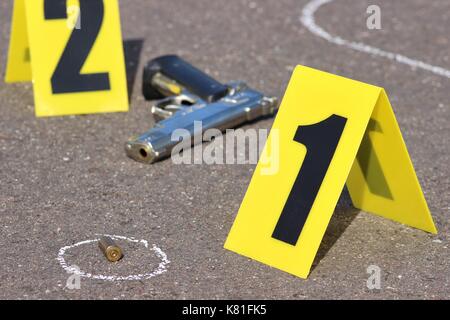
[301,0,450,79]
[57,234,170,281]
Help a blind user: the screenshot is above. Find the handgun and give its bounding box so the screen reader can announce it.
[125,55,278,164]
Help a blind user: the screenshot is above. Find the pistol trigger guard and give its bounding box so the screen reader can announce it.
[151,93,199,122]
[151,105,179,122]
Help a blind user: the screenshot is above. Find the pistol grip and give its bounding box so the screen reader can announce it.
[143,55,229,103]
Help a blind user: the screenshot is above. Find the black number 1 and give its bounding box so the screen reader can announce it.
[44,0,111,94]
[272,115,348,246]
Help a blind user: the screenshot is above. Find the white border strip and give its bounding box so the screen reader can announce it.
[300,0,450,79]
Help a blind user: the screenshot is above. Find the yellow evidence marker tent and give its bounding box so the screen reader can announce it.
[224,65,437,279]
[5,0,128,117]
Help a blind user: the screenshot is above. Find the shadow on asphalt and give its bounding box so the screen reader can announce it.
[311,187,360,271]
[123,38,144,102]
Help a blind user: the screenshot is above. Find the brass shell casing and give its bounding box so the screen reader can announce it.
[98,236,123,262]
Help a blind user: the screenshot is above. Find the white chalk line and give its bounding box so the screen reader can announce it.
[300,0,450,79]
[57,234,170,281]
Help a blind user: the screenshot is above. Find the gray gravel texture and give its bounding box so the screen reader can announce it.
[0,0,448,299]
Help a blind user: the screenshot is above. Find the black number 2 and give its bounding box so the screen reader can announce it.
[44,0,111,94]
[272,115,348,246]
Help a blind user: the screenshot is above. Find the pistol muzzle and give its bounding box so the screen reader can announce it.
[125,140,158,164]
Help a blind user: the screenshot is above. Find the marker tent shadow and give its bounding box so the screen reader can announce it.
[123,38,144,102]
[312,188,359,270]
